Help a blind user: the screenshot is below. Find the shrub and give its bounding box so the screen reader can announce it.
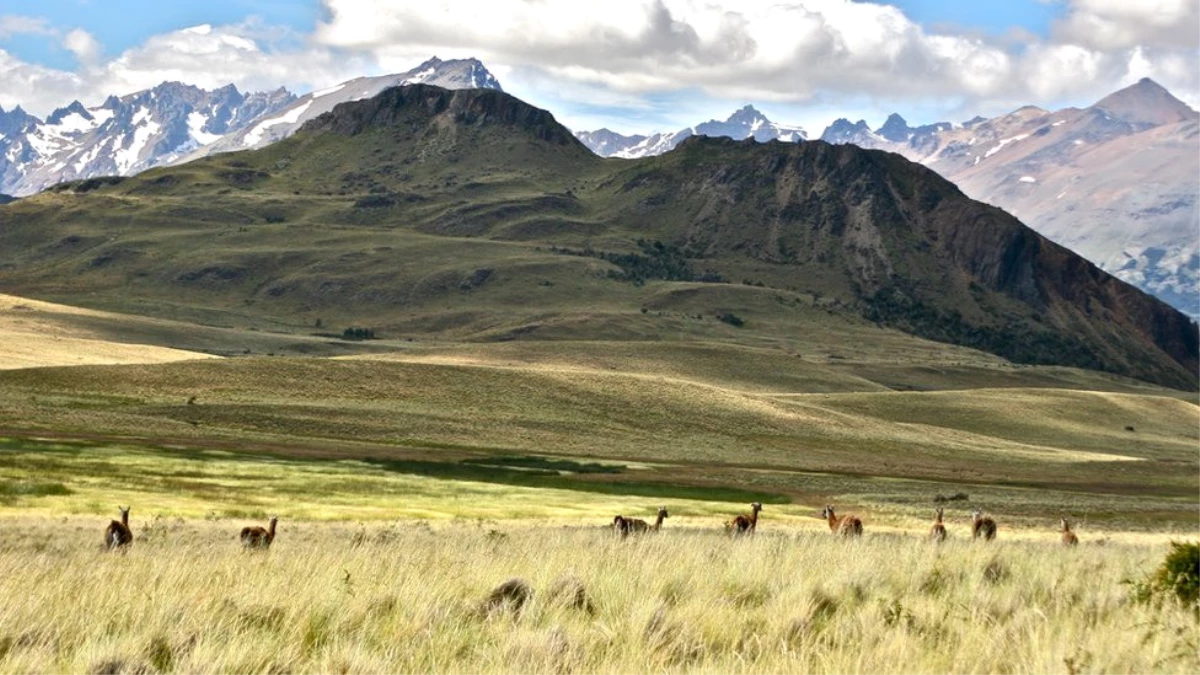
[717,312,745,327]
[1155,541,1200,606]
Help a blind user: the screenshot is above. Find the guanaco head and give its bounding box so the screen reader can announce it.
[1060,516,1071,531]
[751,502,763,513]
[118,506,130,524]
[658,506,669,519]
[971,507,984,522]
[821,505,835,520]
[935,507,944,522]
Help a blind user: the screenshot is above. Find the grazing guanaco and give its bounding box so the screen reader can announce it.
[930,507,947,542]
[240,516,278,549]
[971,508,997,541]
[727,502,763,535]
[613,507,669,537]
[104,506,133,550]
[821,505,863,536]
[1060,517,1079,546]
[612,515,630,537]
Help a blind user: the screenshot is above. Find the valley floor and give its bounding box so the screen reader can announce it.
[0,293,1196,673]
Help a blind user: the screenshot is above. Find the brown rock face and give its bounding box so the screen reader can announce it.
[616,135,1197,388]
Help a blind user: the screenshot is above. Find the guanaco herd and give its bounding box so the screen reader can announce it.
[101,504,1083,551]
[610,502,1081,544]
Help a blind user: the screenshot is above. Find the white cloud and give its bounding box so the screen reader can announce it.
[0,20,372,116]
[315,0,1002,100]
[63,28,102,65]
[311,0,1199,131]
[1,1,1196,134]
[94,21,370,99]
[0,15,54,38]
[1054,0,1200,51]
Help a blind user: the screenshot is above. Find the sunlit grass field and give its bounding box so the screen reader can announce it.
[0,302,1196,673]
[1,519,1196,674]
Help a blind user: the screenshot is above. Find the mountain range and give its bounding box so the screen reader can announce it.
[0,83,295,197]
[575,105,806,159]
[0,84,1193,390]
[0,57,500,197]
[0,59,1195,320]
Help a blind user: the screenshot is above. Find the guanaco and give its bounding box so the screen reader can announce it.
[930,507,947,542]
[821,504,863,536]
[240,516,278,549]
[971,508,997,541]
[104,506,133,550]
[614,507,669,537]
[727,502,762,535]
[1060,516,1079,546]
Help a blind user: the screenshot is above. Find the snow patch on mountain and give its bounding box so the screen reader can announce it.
[114,118,161,174]
[244,101,313,146]
[187,112,221,145]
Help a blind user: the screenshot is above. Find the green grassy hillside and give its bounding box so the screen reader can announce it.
[0,85,1194,389]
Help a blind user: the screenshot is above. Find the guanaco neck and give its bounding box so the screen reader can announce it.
[826,510,838,531]
[121,510,129,528]
[653,511,666,530]
[267,518,277,540]
[749,506,760,528]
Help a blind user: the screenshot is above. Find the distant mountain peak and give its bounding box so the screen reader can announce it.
[46,101,91,125]
[876,113,911,142]
[1093,76,1197,126]
[819,118,875,144]
[403,56,501,91]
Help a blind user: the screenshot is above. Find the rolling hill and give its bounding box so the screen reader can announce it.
[0,84,1194,390]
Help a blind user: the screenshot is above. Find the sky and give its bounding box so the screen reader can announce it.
[0,0,1197,137]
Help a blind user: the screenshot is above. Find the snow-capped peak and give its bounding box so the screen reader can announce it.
[576,105,807,159]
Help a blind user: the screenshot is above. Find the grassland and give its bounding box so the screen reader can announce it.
[0,289,1196,673]
[1,519,1196,674]
[0,304,1196,530]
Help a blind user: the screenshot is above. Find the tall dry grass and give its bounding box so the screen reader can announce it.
[0,518,1195,674]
